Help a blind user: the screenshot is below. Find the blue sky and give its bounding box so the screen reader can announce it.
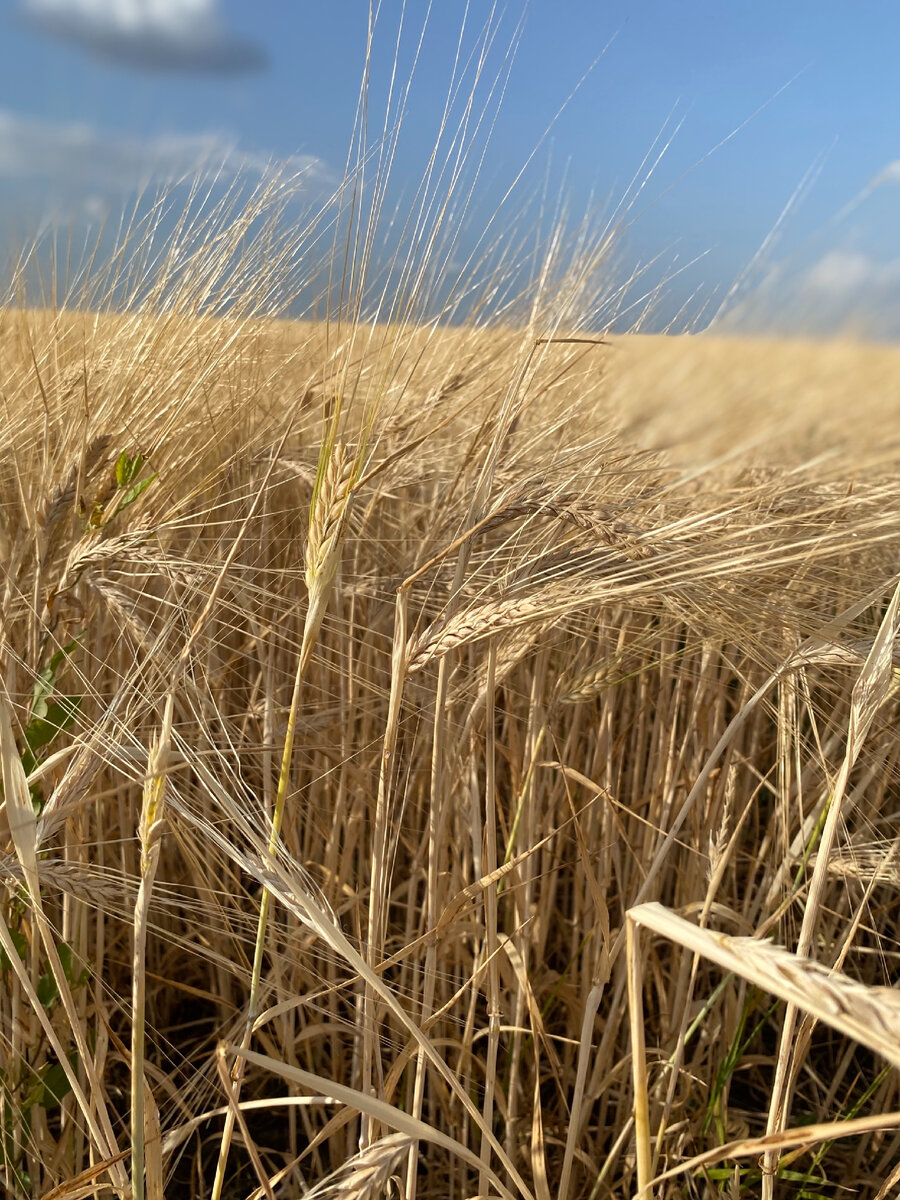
[2,1,900,334]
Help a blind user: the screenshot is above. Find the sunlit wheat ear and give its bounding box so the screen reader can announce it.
[561,655,634,704]
[480,489,654,559]
[302,438,356,674]
[131,693,173,1200]
[36,435,111,569]
[819,843,900,885]
[407,591,550,673]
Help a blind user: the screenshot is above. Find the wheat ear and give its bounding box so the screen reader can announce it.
[302,1133,411,1200]
[131,692,173,1200]
[408,591,549,673]
[628,901,900,1070]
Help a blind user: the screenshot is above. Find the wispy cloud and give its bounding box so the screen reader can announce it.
[712,154,900,340]
[0,109,329,188]
[0,109,332,229]
[17,0,266,74]
[804,249,900,298]
[871,160,900,188]
[718,248,900,341]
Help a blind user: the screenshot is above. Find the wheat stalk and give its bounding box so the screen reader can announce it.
[212,438,357,1200]
[764,575,900,1194]
[0,684,129,1195]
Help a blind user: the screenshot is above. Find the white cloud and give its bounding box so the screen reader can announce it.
[0,109,333,235]
[18,0,266,74]
[806,250,879,295]
[873,160,900,188]
[718,248,900,340]
[0,109,329,194]
[805,250,900,298]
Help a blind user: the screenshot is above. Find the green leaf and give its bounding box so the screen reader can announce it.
[35,944,90,1007]
[31,642,79,719]
[36,971,58,1009]
[115,450,144,488]
[119,472,156,511]
[58,942,89,989]
[115,450,141,487]
[25,695,81,755]
[34,1058,73,1109]
[0,928,27,972]
[35,942,90,1006]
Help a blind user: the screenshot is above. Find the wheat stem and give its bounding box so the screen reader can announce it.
[212,441,355,1200]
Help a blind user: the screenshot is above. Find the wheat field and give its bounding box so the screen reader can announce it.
[2,58,900,1200]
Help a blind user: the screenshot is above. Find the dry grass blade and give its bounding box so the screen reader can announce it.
[628,901,900,1068]
[215,1044,277,1200]
[232,1048,516,1200]
[765,574,900,1190]
[38,1152,131,1200]
[0,685,128,1194]
[648,1111,900,1188]
[626,916,652,1200]
[0,689,40,888]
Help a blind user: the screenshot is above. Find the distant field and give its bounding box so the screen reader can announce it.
[603,333,900,464]
[2,297,900,1200]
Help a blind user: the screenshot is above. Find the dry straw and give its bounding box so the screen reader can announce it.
[628,901,900,1194]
